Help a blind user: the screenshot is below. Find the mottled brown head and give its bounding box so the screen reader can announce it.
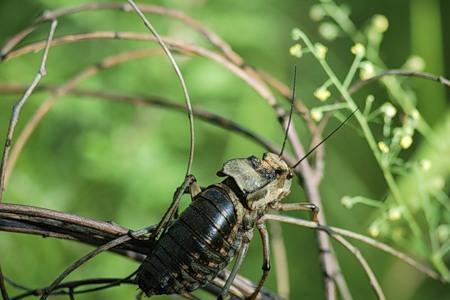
[217,152,293,210]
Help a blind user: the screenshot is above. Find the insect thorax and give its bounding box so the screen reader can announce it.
[217,152,292,211]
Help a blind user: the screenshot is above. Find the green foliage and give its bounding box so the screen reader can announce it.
[290,0,450,285]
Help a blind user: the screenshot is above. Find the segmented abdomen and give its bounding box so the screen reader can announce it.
[137,185,242,296]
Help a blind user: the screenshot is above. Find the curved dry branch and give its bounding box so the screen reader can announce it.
[10,277,135,300]
[0,20,57,201]
[0,19,58,300]
[0,2,312,128]
[262,214,441,281]
[349,69,450,92]
[0,2,240,65]
[313,69,450,147]
[38,234,133,300]
[2,39,296,183]
[3,48,160,186]
[331,235,385,300]
[0,203,281,300]
[0,83,286,164]
[0,264,9,300]
[127,0,195,177]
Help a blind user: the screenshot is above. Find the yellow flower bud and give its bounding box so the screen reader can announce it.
[388,207,402,221]
[400,135,413,149]
[291,28,302,41]
[360,61,376,80]
[381,102,397,118]
[313,88,331,102]
[310,5,326,21]
[289,44,303,58]
[378,141,389,153]
[311,108,323,122]
[405,55,425,71]
[319,22,339,41]
[315,43,328,59]
[341,196,354,209]
[419,159,431,172]
[369,225,380,238]
[373,14,389,32]
[351,43,365,56]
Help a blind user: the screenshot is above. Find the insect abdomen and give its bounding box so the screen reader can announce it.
[137,185,242,296]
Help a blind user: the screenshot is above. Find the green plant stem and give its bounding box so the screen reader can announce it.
[343,52,364,89]
[298,32,424,248]
[432,253,450,282]
[347,196,385,209]
[323,0,441,149]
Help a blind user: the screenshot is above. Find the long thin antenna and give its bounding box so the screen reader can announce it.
[279,66,297,156]
[128,0,195,176]
[292,108,358,169]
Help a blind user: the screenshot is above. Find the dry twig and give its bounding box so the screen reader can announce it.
[0,20,57,201]
[0,83,285,164]
[127,0,195,177]
[263,214,441,281]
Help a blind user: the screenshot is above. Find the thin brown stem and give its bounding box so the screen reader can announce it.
[0,20,57,201]
[349,69,450,93]
[0,20,57,300]
[263,214,441,281]
[3,49,161,185]
[311,69,450,152]
[268,221,290,299]
[0,206,280,299]
[258,69,314,129]
[11,277,135,300]
[0,264,10,300]
[127,0,195,177]
[2,35,293,181]
[39,234,132,300]
[0,2,241,65]
[0,83,285,162]
[331,235,385,300]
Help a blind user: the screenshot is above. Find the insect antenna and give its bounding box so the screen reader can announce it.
[279,65,297,157]
[292,108,358,169]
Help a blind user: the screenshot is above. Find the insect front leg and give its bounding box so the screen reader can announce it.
[248,221,270,300]
[129,175,198,241]
[150,174,199,240]
[174,177,202,218]
[271,202,319,222]
[217,232,252,300]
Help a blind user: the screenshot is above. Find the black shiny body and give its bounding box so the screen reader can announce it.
[136,183,244,296]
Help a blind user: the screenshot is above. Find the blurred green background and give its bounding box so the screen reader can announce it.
[0,0,448,299]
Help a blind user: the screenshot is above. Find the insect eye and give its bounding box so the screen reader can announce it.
[287,171,293,179]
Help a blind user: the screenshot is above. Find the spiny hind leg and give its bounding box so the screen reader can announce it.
[271,202,319,222]
[248,221,271,300]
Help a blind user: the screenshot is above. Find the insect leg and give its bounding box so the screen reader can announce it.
[143,175,197,241]
[217,236,252,300]
[174,176,201,219]
[189,180,202,199]
[272,202,319,222]
[249,221,271,300]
